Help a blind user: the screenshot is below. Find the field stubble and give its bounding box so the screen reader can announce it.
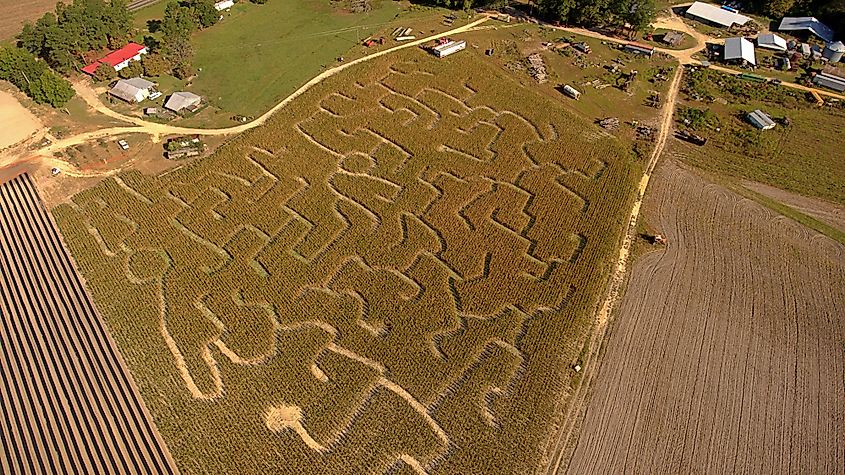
[54,49,641,473]
[567,159,845,474]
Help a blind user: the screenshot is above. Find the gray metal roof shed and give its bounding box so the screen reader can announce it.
[778,17,834,42]
[747,109,775,130]
[724,37,756,65]
[164,91,202,112]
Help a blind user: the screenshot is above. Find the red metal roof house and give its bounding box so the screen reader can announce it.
[82,43,148,75]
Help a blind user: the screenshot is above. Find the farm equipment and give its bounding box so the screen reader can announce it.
[598,117,620,130]
[675,130,707,146]
[362,37,384,47]
[653,234,667,245]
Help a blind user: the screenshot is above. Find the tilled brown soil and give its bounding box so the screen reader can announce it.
[567,161,845,474]
[0,173,179,474]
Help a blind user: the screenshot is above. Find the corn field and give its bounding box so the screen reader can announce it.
[54,49,642,474]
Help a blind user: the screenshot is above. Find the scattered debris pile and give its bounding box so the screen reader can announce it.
[349,0,369,13]
[598,117,620,130]
[636,125,656,141]
[645,91,660,108]
[527,53,548,83]
[165,135,205,160]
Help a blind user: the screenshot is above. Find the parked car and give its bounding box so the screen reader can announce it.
[118,139,129,150]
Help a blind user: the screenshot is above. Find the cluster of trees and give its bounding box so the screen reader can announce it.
[0,46,75,107]
[143,0,223,80]
[537,0,656,31]
[18,0,132,74]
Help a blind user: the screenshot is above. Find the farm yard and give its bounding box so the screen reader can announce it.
[53,48,642,473]
[0,173,178,474]
[566,159,845,474]
[675,67,845,206]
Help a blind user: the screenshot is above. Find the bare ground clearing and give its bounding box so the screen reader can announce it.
[0,91,42,150]
[0,0,56,40]
[567,160,845,474]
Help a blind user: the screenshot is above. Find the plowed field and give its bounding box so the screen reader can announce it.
[0,173,178,474]
[567,160,845,474]
[0,1,56,40]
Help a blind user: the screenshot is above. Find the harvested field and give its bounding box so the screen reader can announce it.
[54,49,642,473]
[0,173,178,474]
[567,160,845,474]
[0,91,41,150]
[0,0,56,40]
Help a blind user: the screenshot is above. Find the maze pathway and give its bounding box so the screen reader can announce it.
[0,174,178,474]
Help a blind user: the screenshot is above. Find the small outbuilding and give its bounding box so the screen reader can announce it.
[624,43,655,57]
[813,72,845,92]
[214,0,234,11]
[108,78,155,103]
[756,33,787,52]
[778,17,834,43]
[724,37,756,66]
[685,2,751,28]
[164,92,202,113]
[661,31,685,47]
[561,85,581,100]
[822,41,845,63]
[747,109,776,130]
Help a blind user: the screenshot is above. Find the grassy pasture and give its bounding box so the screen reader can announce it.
[676,68,845,206]
[183,0,407,125]
[54,48,641,473]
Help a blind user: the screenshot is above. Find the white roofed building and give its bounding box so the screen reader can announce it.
[108,78,155,103]
[747,110,776,130]
[685,2,751,28]
[164,91,202,113]
[724,37,756,66]
[756,33,787,51]
[214,0,234,11]
[778,17,834,42]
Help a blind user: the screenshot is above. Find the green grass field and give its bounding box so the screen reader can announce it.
[54,47,641,474]
[187,0,405,125]
[676,68,845,206]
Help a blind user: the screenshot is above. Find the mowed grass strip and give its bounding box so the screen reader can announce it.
[189,0,402,119]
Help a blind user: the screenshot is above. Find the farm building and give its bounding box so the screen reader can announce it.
[661,31,685,46]
[108,78,155,103]
[812,72,845,92]
[747,109,776,130]
[778,17,834,42]
[685,2,751,28]
[756,33,787,51]
[164,91,202,113]
[82,43,148,75]
[800,43,811,57]
[822,41,845,63]
[214,0,234,10]
[724,37,756,66]
[432,40,466,58]
[624,43,655,57]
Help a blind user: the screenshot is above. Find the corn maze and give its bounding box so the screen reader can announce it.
[54,50,640,474]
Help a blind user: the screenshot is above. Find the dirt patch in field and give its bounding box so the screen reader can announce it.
[0,91,42,150]
[0,0,56,40]
[567,160,845,474]
[743,180,845,233]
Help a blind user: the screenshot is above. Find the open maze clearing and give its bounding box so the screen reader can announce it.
[54,48,641,474]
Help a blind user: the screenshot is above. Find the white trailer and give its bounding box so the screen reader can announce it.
[433,40,466,58]
[562,85,581,100]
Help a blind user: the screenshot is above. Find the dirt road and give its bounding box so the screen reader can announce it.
[566,160,845,474]
[543,63,685,475]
